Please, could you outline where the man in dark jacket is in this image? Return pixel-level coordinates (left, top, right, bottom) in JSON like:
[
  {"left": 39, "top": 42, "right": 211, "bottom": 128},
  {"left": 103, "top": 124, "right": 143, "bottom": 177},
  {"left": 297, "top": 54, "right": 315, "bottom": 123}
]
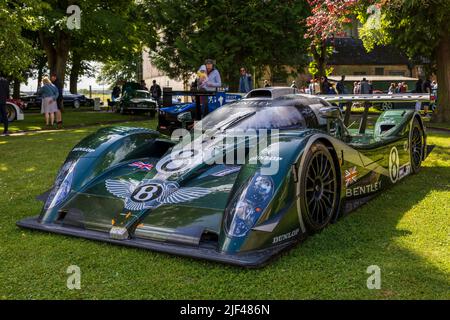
[
  {"left": 336, "top": 75, "right": 346, "bottom": 94},
  {"left": 239, "top": 67, "right": 253, "bottom": 93},
  {"left": 0, "top": 74, "right": 10, "bottom": 135},
  {"left": 415, "top": 78, "right": 423, "bottom": 93},
  {"left": 50, "top": 74, "right": 64, "bottom": 128},
  {"left": 140, "top": 80, "right": 149, "bottom": 91},
  {"left": 360, "top": 77, "right": 371, "bottom": 94},
  {"left": 422, "top": 78, "right": 432, "bottom": 116},
  {"left": 150, "top": 80, "right": 162, "bottom": 102}
]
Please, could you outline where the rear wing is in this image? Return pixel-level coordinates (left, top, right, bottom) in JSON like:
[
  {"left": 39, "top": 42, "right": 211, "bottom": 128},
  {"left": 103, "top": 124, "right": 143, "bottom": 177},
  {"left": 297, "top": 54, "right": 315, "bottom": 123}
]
[
  {"left": 317, "top": 93, "right": 430, "bottom": 103},
  {"left": 316, "top": 94, "right": 430, "bottom": 135}
]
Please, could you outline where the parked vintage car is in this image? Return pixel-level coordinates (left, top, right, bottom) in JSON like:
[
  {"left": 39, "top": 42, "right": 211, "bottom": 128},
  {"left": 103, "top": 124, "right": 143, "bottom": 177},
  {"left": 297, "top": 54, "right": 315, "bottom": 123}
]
[
  {"left": 22, "top": 91, "right": 93, "bottom": 109},
  {"left": 5, "top": 99, "right": 25, "bottom": 122},
  {"left": 18, "top": 88, "right": 433, "bottom": 267},
  {"left": 117, "top": 89, "right": 158, "bottom": 117}
]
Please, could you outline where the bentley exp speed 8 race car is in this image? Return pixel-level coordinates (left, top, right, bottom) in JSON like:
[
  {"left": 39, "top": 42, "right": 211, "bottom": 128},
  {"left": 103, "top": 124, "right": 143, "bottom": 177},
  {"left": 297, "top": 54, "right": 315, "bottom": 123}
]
[{"left": 17, "top": 88, "right": 433, "bottom": 267}]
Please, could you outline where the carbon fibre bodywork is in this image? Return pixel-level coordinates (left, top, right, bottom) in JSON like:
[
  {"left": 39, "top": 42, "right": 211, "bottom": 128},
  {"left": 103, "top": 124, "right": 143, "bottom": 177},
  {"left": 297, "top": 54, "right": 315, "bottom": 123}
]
[{"left": 17, "top": 90, "right": 431, "bottom": 267}]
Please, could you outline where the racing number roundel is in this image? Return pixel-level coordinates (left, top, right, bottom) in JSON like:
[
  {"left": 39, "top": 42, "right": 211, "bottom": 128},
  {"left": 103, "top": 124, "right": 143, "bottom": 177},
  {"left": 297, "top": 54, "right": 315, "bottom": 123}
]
[
  {"left": 389, "top": 147, "right": 400, "bottom": 183},
  {"left": 156, "top": 149, "right": 199, "bottom": 174},
  {"left": 131, "top": 184, "right": 163, "bottom": 203}
]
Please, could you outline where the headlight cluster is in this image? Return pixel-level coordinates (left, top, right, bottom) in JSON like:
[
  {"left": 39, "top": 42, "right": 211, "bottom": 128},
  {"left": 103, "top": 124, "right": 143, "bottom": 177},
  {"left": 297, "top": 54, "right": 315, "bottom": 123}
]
[
  {"left": 225, "top": 175, "right": 274, "bottom": 238},
  {"left": 44, "top": 160, "right": 76, "bottom": 210}
]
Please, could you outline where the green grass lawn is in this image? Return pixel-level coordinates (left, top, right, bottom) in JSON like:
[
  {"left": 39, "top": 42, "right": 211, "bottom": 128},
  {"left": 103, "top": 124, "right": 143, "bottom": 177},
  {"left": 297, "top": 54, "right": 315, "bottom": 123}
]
[
  {"left": 9, "top": 109, "right": 149, "bottom": 133},
  {"left": 0, "top": 120, "right": 448, "bottom": 299}
]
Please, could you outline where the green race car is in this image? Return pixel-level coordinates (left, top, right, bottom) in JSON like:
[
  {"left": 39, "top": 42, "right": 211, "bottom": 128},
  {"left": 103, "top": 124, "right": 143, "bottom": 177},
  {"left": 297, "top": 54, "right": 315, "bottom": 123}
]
[{"left": 17, "top": 88, "right": 433, "bottom": 267}]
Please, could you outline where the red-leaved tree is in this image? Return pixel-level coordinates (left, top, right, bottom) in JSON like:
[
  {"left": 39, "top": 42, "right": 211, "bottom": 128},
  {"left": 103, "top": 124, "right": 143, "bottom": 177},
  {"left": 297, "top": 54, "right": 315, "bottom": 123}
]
[{"left": 305, "top": 0, "right": 358, "bottom": 83}]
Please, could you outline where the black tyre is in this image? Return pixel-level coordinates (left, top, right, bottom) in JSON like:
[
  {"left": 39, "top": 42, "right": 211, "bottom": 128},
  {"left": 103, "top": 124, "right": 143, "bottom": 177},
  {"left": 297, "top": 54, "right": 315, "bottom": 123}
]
[
  {"left": 6, "top": 103, "right": 17, "bottom": 122},
  {"left": 73, "top": 100, "right": 80, "bottom": 109},
  {"left": 410, "top": 118, "right": 424, "bottom": 173},
  {"left": 299, "top": 142, "right": 339, "bottom": 232}
]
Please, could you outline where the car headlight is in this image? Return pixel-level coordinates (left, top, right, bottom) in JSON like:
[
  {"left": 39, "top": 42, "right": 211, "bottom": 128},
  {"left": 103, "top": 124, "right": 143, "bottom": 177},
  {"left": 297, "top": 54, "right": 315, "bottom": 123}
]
[
  {"left": 44, "top": 161, "right": 76, "bottom": 210},
  {"left": 225, "top": 175, "right": 274, "bottom": 238}
]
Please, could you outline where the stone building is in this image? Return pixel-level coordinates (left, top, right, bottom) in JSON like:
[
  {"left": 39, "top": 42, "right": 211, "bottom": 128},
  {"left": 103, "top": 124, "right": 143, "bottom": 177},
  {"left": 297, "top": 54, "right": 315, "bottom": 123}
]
[
  {"left": 141, "top": 49, "right": 184, "bottom": 90},
  {"left": 328, "top": 37, "right": 419, "bottom": 78}
]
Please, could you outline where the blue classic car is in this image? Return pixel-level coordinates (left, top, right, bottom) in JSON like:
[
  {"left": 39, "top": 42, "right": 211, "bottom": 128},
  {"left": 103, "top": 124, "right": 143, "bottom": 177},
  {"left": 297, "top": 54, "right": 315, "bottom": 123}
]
[{"left": 157, "top": 91, "right": 243, "bottom": 135}]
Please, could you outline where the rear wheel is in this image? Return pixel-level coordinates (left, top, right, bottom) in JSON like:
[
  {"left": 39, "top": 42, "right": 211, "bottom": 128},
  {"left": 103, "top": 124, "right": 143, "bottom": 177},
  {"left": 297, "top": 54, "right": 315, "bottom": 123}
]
[
  {"left": 299, "top": 142, "right": 339, "bottom": 232},
  {"left": 6, "top": 104, "right": 17, "bottom": 122},
  {"left": 410, "top": 119, "right": 424, "bottom": 173}
]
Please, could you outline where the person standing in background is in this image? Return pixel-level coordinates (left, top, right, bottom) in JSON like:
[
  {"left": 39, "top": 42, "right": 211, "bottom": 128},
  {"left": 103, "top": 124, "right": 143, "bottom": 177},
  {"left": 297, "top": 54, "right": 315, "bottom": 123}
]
[
  {"left": 150, "top": 80, "right": 162, "bottom": 104},
  {"left": 360, "top": 78, "right": 370, "bottom": 94},
  {"left": 308, "top": 79, "right": 315, "bottom": 94},
  {"left": 422, "top": 77, "right": 432, "bottom": 116},
  {"left": 313, "top": 79, "right": 320, "bottom": 94},
  {"left": 112, "top": 84, "right": 121, "bottom": 102},
  {"left": 400, "top": 82, "right": 407, "bottom": 93},
  {"left": 415, "top": 78, "right": 423, "bottom": 93},
  {"left": 39, "top": 77, "right": 59, "bottom": 128},
  {"left": 238, "top": 67, "right": 253, "bottom": 93},
  {"left": 50, "top": 74, "right": 63, "bottom": 129},
  {"left": 353, "top": 81, "right": 359, "bottom": 94},
  {"left": 0, "top": 74, "right": 10, "bottom": 136},
  {"left": 336, "top": 75, "right": 346, "bottom": 94},
  {"left": 202, "top": 59, "right": 222, "bottom": 92},
  {"left": 140, "top": 80, "right": 148, "bottom": 91},
  {"left": 368, "top": 80, "right": 374, "bottom": 94},
  {"left": 321, "top": 76, "right": 331, "bottom": 94},
  {"left": 388, "top": 83, "right": 396, "bottom": 94},
  {"left": 264, "top": 80, "right": 271, "bottom": 87}
]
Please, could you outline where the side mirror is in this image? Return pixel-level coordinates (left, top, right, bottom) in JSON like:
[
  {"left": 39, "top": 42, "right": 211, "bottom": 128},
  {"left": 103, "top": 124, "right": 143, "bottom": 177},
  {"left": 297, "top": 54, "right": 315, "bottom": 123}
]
[
  {"left": 319, "top": 107, "right": 342, "bottom": 119},
  {"left": 177, "top": 112, "right": 192, "bottom": 129}
]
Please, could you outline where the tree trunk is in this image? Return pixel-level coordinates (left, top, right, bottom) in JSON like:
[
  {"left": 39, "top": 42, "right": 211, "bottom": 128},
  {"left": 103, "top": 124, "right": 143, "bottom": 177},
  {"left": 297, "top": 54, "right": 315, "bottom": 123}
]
[
  {"left": 310, "top": 41, "right": 327, "bottom": 92},
  {"left": 13, "top": 79, "right": 20, "bottom": 99},
  {"left": 39, "top": 30, "right": 70, "bottom": 91},
  {"left": 37, "top": 65, "right": 43, "bottom": 91},
  {"left": 36, "top": 56, "right": 46, "bottom": 91},
  {"left": 69, "top": 52, "right": 82, "bottom": 93},
  {"left": 432, "top": 36, "right": 450, "bottom": 123}
]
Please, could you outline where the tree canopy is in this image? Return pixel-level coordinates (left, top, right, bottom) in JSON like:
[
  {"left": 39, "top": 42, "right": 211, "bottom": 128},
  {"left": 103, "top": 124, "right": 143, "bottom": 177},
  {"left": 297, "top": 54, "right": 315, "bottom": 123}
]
[
  {"left": 0, "top": 1, "right": 41, "bottom": 79},
  {"left": 144, "top": 0, "right": 310, "bottom": 89},
  {"left": 356, "top": 0, "right": 450, "bottom": 122}
]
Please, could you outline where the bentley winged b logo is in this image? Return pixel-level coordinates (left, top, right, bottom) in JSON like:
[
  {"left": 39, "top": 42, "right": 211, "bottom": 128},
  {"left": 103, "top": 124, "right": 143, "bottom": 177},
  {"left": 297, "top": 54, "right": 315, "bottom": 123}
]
[{"left": 105, "top": 179, "right": 230, "bottom": 211}]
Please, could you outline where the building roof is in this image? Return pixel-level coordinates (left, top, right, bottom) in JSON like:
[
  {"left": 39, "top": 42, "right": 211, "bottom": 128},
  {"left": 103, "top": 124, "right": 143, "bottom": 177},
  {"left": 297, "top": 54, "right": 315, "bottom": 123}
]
[
  {"left": 328, "top": 38, "right": 411, "bottom": 66},
  {"left": 328, "top": 75, "right": 417, "bottom": 82}
]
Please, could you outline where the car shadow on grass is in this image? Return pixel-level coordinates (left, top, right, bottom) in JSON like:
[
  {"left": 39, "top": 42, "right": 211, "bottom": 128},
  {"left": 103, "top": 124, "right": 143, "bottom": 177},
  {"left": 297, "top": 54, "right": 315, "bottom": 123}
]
[{"left": 256, "top": 164, "right": 450, "bottom": 299}]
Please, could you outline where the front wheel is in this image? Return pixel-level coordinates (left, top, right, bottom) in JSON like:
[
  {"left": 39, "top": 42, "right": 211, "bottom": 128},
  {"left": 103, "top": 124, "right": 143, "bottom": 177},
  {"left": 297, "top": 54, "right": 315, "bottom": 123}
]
[
  {"left": 73, "top": 100, "right": 80, "bottom": 109},
  {"left": 299, "top": 142, "right": 339, "bottom": 232},
  {"left": 410, "top": 118, "right": 424, "bottom": 173}
]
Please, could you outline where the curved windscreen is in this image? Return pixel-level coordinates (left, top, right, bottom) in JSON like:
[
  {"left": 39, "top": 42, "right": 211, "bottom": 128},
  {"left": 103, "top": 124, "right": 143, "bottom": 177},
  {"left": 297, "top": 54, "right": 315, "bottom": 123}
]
[
  {"left": 197, "top": 100, "right": 318, "bottom": 131},
  {"left": 131, "top": 91, "right": 150, "bottom": 99}
]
